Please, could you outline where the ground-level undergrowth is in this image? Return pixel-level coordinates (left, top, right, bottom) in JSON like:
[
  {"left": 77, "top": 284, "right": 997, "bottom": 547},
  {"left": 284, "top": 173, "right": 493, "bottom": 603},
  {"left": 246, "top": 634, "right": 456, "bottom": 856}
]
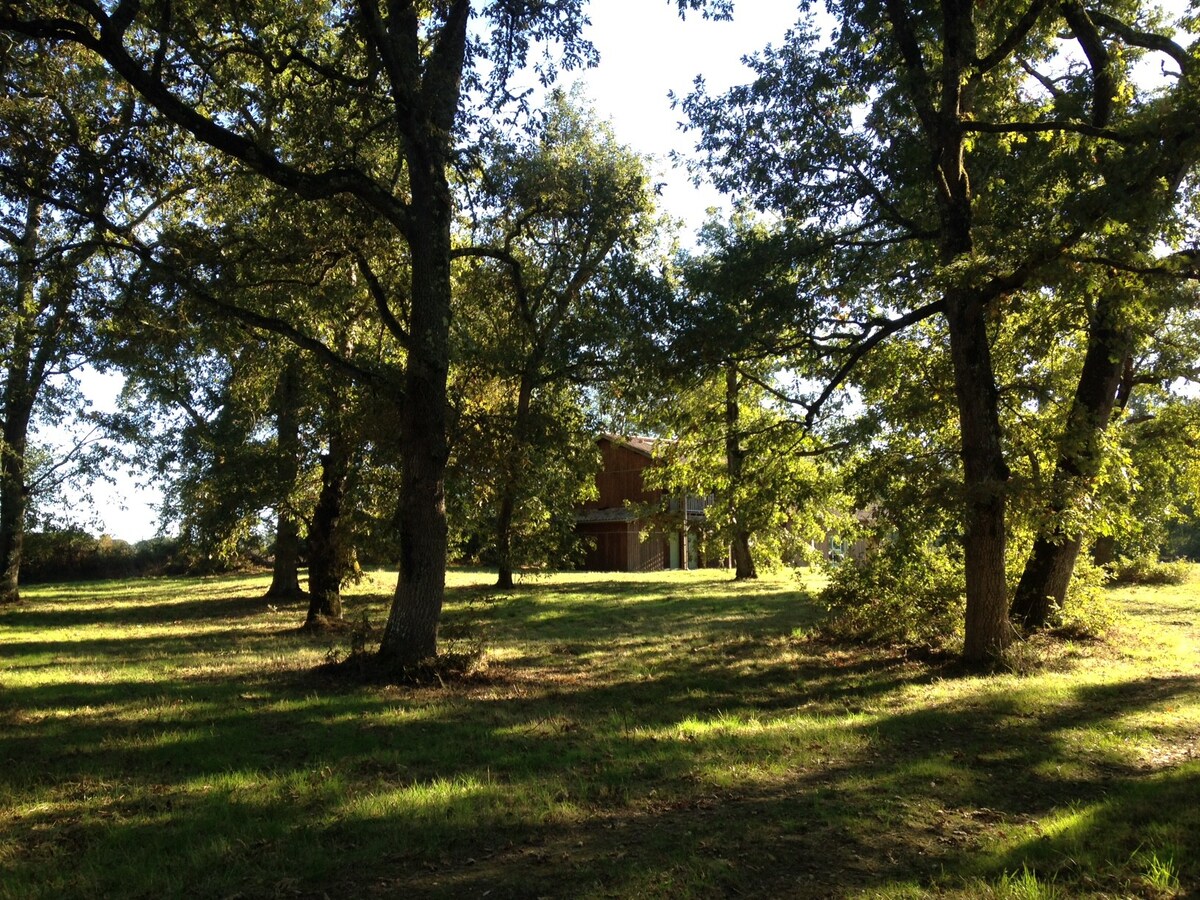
[{"left": 2, "top": 567, "right": 1197, "bottom": 898}]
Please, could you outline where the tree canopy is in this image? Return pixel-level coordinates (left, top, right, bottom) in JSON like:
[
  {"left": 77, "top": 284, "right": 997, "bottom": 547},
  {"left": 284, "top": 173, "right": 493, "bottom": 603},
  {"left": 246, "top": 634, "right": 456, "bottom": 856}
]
[{"left": 0, "top": 0, "right": 1197, "bottom": 669}]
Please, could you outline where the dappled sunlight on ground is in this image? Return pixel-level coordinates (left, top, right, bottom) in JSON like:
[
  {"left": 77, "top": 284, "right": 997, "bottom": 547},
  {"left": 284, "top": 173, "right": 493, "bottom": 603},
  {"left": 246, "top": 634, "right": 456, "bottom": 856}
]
[{"left": 1, "top": 566, "right": 1197, "bottom": 897}]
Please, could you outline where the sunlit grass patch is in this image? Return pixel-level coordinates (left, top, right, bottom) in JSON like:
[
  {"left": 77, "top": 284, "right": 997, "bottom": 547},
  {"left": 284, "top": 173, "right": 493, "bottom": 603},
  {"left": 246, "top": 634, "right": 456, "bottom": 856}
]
[{"left": 2, "top": 565, "right": 1198, "bottom": 897}]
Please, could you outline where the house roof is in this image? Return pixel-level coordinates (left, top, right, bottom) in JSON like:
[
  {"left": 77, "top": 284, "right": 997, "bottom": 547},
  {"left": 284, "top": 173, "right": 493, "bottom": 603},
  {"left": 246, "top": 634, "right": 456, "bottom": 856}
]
[{"left": 599, "top": 433, "right": 658, "bottom": 458}]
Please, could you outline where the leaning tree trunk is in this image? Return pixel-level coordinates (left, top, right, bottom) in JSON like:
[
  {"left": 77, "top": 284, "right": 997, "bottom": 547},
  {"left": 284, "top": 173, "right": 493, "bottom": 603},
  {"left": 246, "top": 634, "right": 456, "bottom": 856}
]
[
  {"left": 304, "top": 411, "right": 353, "bottom": 628},
  {"left": 724, "top": 364, "right": 757, "bottom": 580},
  {"left": 1011, "top": 289, "right": 1131, "bottom": 629},
  {"left": 266, "top": 354, "right": 305, "bottom": 601}
]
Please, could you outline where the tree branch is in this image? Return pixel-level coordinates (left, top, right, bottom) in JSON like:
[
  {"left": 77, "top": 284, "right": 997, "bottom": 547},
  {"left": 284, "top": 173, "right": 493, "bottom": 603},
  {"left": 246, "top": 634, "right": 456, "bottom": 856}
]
[
  {"left": 1059, "top": 0, "right": 1114, "bottom": 127},
  {"left": 0, "top": 4, "right": 413, "bottom": 232},
  {"left": 961, "top": 119, "right": 1136, "bottom": 143},
  {"left": 803, "top": 299, "right": 946, "bottom": 427},
  {"left": 881, "top": 0, "right": 938, "bottom": 137},
  {"left": 975, "top": 0, "right": 1053, "bottom": 75},
  {"left": 451, "top": 245, "right": 533, "bottom": 323},
  {"left": 1088, "top": 8, "right": 1191, "bottom": 79},
  {"left": 351, "top": 248, "right": 412, "bottom": 347}
]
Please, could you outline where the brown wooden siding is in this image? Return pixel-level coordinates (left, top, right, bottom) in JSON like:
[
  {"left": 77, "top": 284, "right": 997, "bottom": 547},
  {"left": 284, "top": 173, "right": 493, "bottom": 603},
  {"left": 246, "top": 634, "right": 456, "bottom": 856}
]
[
  {"left": 580, "top": 439, "right": 662, "bottom": 511},
  {"left": 577, "top": 520, "right": 669, "bottom": 572}
]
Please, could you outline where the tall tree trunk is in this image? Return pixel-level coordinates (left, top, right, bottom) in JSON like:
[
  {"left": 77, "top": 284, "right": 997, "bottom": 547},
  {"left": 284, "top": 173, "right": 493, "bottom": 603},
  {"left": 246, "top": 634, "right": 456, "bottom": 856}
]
[
  {"left": 1011, "top": 289, "right": 1131, "bottom": 629},
  {"left": 889, "top": 0, "right": 1013, "bottom": 662},
  {"left": 266, "top": 354, "right": 305, "bottom": 600},
  {"left": 724, "top": 364, "right": 757, "bottom": 580},
  {"left": 305, "top": 404, "right": 352, "bottom": 628},
  {"left": 0, "top": 200, "right": 41, "bottom": 606},
  {"left": 495, "top": 369, "right": 535, "bottom": 589},
  {"left": 946, "top": 288, "right": 1013, "bottom": 662},
  {"left": 377, "top": 184, "right": 453, "bottom": 669},
  {"left": 0, "top": 409, "right": 31, "bottom": 605},
  {"left": 372, "top": 1, "right": 468, "bottom": 672}
]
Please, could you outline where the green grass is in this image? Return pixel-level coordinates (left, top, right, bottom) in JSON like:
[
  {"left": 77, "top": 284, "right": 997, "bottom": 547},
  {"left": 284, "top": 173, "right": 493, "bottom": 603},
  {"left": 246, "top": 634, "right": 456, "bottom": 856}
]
[{"left": 2, "top": 566, "right": 1198, "bottom": 898}]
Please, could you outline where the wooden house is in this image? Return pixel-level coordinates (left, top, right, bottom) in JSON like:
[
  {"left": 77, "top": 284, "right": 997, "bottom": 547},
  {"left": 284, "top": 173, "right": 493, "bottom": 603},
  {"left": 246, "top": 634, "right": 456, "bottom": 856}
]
[{"left": 575, "top": 434, "right": 707, "bottom": 572}]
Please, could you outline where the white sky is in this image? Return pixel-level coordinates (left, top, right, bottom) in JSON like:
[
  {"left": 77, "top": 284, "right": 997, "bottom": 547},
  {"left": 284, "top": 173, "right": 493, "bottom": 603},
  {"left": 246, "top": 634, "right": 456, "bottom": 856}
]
[
  {"left": 57, "top": 2, "right": 804, "bottom": 542},
  {"left": 580, "top": 2, "right": 803, "bottom": 224}
]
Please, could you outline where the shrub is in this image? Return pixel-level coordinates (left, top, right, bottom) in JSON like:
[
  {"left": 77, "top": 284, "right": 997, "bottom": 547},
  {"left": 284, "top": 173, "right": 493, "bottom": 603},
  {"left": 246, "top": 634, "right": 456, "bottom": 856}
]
[
  {"left": 818, "top": 541, "right": 965, "bottom": 648},
  {"left": 1054, "top": 554, "right": 1122, "bottom": 638},
  {"left": 1108, "top": 555, "right": 1193, "bottom": 587}
]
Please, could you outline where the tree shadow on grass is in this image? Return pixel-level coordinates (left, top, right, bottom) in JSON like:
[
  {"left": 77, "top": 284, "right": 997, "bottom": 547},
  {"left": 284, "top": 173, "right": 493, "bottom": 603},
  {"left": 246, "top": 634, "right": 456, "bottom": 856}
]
[
  {"left": 334, "top": 672, "right": 1200, "bottom": 899},
  {"left": 2, "top": 592, "right": 304, "bottom": 631},
  {"left": 5, "top": 664, "right": 1198, "bottom": 898},
  {"left": 440, "top": 582, "right": 823, "bottom": 653},
  {"left": 4, "top": 572, "right": 1198, "bottom": 898}
]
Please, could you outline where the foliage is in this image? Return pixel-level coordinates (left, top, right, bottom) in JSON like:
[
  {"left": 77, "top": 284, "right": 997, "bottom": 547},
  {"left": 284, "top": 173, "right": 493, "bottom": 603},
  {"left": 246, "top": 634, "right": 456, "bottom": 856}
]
[
  {"left": 0, "top": 36, "right": 161, "bottom": 600},
  {"left": 448, "top": 89, "right": 662, "bottom": 580},
  {"left": 625, "top": 211, "right": 849, "bottom": 577},
  {"left": 643, "top": 368, "right": 846, "bottom": 572},
  {"left": 21, "top": 529, "right": 182, "bottom": 582},
  {"left": 1167, "top": 513, "right": 1200, "bottom": 561},
  {"left": 679, "top": 0, "right": 1200, "bottom": 658},
  {"left": 0, "top": 0, "right": 649, "bottom": 664},
  {"left": 1110, "top": 554, "right": 1195, "bottom": 587},
  {"left": 1097, "top": 394, "right": 1200, "bottom": 560},
  {"left": 1054, "top": 554, "right": 1123, "bottom": 638},
  {"left": 819, "top": 540, "right": 966, "bottom": 649}
]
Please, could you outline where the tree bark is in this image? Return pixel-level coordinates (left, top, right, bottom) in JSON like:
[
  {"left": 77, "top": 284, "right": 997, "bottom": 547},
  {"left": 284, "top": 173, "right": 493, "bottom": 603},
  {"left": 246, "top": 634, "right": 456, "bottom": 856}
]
[
  {"left": 305, "top": 403, "right": 352, "bottom": 628},
  {"left": 377, "top": 173, "right": 455, "bottom": 668},
  {"left": 265, "top": 354, "right": 305, "bottom": 601},
  {"left": 946, "top": 287, "right": 1013, "bottom": 662},
  {"left": 724, "top": 364, "right": 758, "bottom": 580},
  {"left": 495, "top": 368, "right": 535, "bottom": 589},
  {"left": 370, "top": 0, "right": 468, "bottom": 672},
  {"left": 0, "top": 407, "right": 31, "bottom": 605},
  {"left": 1011, "top": 288, "right": 1130, "bottom": 629},
  {"left": 0, "top": 199, "right": 42, "bottom": 606}
]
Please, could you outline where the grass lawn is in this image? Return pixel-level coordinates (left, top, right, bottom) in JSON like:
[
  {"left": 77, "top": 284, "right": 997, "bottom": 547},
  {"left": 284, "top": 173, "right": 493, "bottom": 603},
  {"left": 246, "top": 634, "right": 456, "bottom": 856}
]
[{"left": 2, "top": 566, "right": 1198, "bottom": 898}]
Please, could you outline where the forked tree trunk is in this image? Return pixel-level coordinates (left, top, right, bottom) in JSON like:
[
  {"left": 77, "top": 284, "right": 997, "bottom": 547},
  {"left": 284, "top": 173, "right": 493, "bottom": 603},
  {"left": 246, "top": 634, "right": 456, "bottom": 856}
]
[
  {"left": 371, "top": 2, "right": 469, "bottom": 672},
  {"left": 1011, "top": 289, "right": 1131, "bottom": 629},
  {"left": 924, "top": 11, "right": 1014, "bottom": 660},
  {"left": 266, "top": 355, "right": 305, "bottom": 601}
]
